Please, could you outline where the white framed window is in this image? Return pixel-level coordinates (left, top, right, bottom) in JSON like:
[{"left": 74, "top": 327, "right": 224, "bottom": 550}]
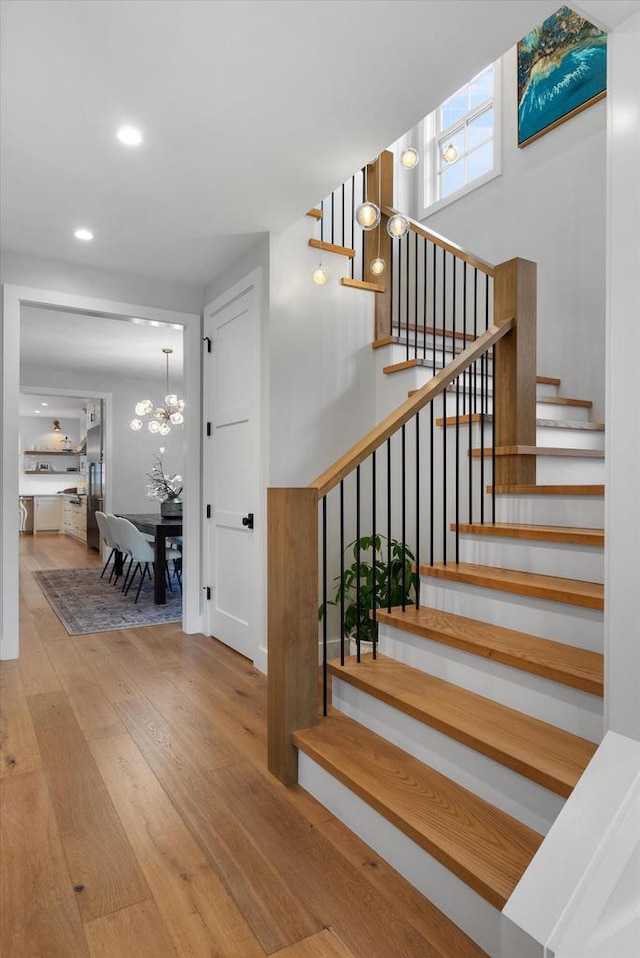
[{"left": 419, "top": 61, "right": 501, "bottom": 217}]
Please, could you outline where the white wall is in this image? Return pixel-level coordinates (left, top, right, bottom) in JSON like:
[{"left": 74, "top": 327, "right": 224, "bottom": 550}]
[
  {"left": 409, "top": 45, "right": 607, "bottom": 421},
  {"left": 1, "top": 250, "right": 203, "bottom": 314},
  {"left": 605, "top": 9, "right": 640, "bottom": 741},
  {"left": 269, "top": 217, "right": 377, "bottom": 487},
  {"left": 22, "top": 365, "right": 184, "bottom": 515}
]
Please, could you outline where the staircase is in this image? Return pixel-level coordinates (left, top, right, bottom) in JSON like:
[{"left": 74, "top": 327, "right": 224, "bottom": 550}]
[{"left": 291, "top": 356, "right": 604, "bottom": 954}]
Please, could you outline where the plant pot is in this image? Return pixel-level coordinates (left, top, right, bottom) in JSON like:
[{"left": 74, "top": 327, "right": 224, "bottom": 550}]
[
  {"left": 348, "top": 637, "right": 376, "bottom": 658},
  {"left": 160, "top": 498, "right": 182, "bottom": 518}
]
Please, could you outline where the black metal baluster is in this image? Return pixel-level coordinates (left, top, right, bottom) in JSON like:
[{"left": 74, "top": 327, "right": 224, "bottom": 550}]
[
  {"left": 356, "top": 465, "right": 361, "bottom": 662},
  {"left": 340, "top": 479, "right": 345, "bottom": 665},
  {"left": 442, "top": 249, "right": 447, "bottom": 372},
  {"left": 463, "top": 261, "right": 467, "bottom": 415},
  {"left": 415, "top": 412, "right": 420, "bottom": 608},
  {"left": 331, "top": 189, "right": 335, "bottom": 246},
  {"left": 473, "top": 268, "right": 478, "bottom": 414},
  {"left": 386, "top": 438, "right": 392, "bottom": 611},
  {"left": 341, "top": 182, "right": 345, "bottom": 251},
  {"left": 456, "top": 371, "right": 460, "bottom": 563},
  {"left": 430, "top": 403, "right": 434, "bottom": 565},
  {"left": 320, "top": 199, "right": 324, "bottom": 244},
  {"left": 468, "top": 364, "right": 473, "bottom": 524},
  {"left": 432, "top": 243, "right": 437, "bottom": 377},
  {"left": 492, "top": 348, "right": 496, "bottom": 524},
  {"left": 371, "top": 450, "right": 377, "bottom": 659},
  {"left": 413, "top": 231, "right": 418, "bottom": 360},
  {"left": 401, "top": 424, "right": 406, "bottom": 610},
  {"left": 480, "top": 355, "right": 485, "bottom": 525},
  {"left": 397, "top": 236, "right": 402, "bottom": 342},
  {"left": 443, "top": 377, "right": 447, "bottom": 566},
  {"left": 405, "top": 235, "right": 410, "bottom": 361},
  {"left": 351, "top": 176, "right": 355, "bottom": 279},
  {"left": 422, "top": 236, "right": 427, "bottom": 361},
  {"left": 322, "top": 495, "right": 328, "bottom": 715}
]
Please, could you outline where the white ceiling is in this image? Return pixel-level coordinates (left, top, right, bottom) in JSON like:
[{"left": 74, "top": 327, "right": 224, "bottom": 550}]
[
  {"left": 20, "top": 306, "right": 184, "bottom": 380},
  {"left": 19, "top": 393, "right": 87, "bottom": 421},
  {"left": 2, "top": 0, "right": 567, "bottom": 288},
  {"left": 2, "top": 1, "right": 635, "bottom": 290}
]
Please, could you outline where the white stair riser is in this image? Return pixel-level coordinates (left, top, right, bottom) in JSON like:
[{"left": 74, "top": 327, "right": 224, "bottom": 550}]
[
  {"left": 535, "top": 381, "right": 561, "bottom": 397},
  {"left": 385, "top": 343, "right": 456, "bottom": 367},
  {"left": 535, "top": 401, "right": 591, "bottom": 423},
  {"left": 535, "top": 457, "right": 604, "bottom": 484},
  {"left": 536, "top": 425, "right": 603, "bottom": 451},
  {"left": 420, "top": 577, "right": 604, "bottom": 651},
  {"left": 332, "top": 679, "right": 563, "bottom": 834},
  {"left": 378, "top": 625, "right": 603, "bottom": 741},
  {"left": 494, "top": 495, "right": 604, "bottom": 528},
  {"left": 457, "top": 535, "right": 604, "bottom": 583},
  {"left": 445, "top": 421, "right": 604, "bottom": 451},
  {"left": 299, "top": 753, "right": 508, "bottom": 958}
]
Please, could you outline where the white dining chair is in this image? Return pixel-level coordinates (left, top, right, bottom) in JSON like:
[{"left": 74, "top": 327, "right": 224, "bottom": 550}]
[
  {"left": 114, "top": 516, "right": 181, "bottom": 603},
  {"left": 95, "top": 511, "right": 119, "bottom": 582}
]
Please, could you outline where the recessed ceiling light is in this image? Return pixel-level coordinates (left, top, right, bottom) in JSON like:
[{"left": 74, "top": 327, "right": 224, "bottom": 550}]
[
  {"left": 34, "top": 409, "right": 41, "bottom": 414},
  {"left": 117, "top": 125, "right": 143, "bottom": 146},
  {"left": 74, "top": 228, "right": 94, "bottom": 241},
  {"left": 40, "top": 402, "right": 48, "bottom": 406}
]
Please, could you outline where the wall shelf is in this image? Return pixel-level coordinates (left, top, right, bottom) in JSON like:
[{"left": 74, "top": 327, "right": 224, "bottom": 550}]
[
  {"left": 24, "top": 450, "right": 80, "bottom": 456},
  {"left": 24, "top": 470, "right": 81, "bottom": 475}
]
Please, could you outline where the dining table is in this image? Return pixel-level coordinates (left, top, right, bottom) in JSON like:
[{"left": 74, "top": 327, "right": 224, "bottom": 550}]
[{"left": 117, "top": 513, "right": 182, "bottom": 605}]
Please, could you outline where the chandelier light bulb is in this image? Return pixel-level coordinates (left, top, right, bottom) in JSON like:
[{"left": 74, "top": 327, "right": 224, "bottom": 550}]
[
  {"left": 400, "top": 147, "right": 420, "bottom": 170},
  {"left": 130, "top": 418, "right": 143, "bottom": 431},
  {"left": 369, "top": 257, "right": 387, "bottom": 276},
  {"left": 387, "top": 213, "right": 410, "bottom": 239},
  {"left": 165, "top": 393, "right": 178, "bottom": 407},
  {"left": 117, "top": 125, "right": 143, "bottom": 147},
  {"left": 170, "top": 411, "right": 184, "bottom": 425},
  {"left": 442, "top": 143, "right": 459, "bottom": 164},
  {"left": 355, "top": 201, "right": 381, "bottom": 230},
  {"left": 176, "top": 400, "right": 186, "bottom": 412},
  {"left": 148, "top": 421, "right": 161, "bottom": 434},
  {"left": 135, "top": 399, "right": 154, "bottom": 416},
  {"left": 159, "top": 422, "right": 171, "bottom": 436},
  {"left": 312, "top": 264, "right": 330, "bottom": 286}
]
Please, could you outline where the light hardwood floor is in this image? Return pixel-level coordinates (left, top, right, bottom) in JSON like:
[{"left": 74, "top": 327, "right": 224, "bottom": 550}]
[{"left": 1, "top": 534, "right": 486, "bottom": 958}]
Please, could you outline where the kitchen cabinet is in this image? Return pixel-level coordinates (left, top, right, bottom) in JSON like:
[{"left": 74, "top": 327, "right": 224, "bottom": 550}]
[
  {"left": 62, "top": 496, "right": 87, "bottom": 542},
  {"left": 34, "top": 496, "right": 62, "bottom": 533}
]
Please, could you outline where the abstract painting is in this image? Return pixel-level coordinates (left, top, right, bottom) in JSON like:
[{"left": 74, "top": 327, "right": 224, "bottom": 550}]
[{"left": 518, "top": 6, "right": 607, "bottom": 148}]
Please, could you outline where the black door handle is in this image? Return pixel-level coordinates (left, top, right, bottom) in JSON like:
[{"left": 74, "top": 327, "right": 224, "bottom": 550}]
[{"left": 242, "top": 513, "right": 254, "bottom": 529}]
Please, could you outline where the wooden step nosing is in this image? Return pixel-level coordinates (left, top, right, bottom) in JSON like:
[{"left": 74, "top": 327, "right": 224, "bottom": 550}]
[
  {"left": 329, "top": 661, "right": 586, "bottom": 797},
  {"left": 420, "top": 563, "right": 604, "bottom": 611},
  {"left": 341, "top": 277, "right": 386, "bottom": 293},
  {"left": 470, "top": 446, "right": 604, "bottom": 459},
  {"left": 376, "top": 608, "right": 604, "bottom": 696},
  {"left": 306, "top": 208, "right": 323, "bottom": 219},
  {"left": 489, "top": 484, "right": 605, "bottom": 496},
  {"left": 452, "top": 522, "right": 604, "bottom": 547},
  {"left": 536, "top": 396, "right": 592, "bottom": 408}
]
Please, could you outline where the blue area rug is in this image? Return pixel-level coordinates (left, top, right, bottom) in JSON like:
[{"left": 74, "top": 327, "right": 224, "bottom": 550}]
[{"left": 33, "top": 566, "right": 181, "bottom": 635}]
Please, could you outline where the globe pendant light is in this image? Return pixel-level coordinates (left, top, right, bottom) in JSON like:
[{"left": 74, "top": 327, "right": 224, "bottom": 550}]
[
  {"left": 400, "top": 146, "right": 420, "bottom": 170},
  {"left": 355, "top": 159, "right": 380, "bottom": 231},
  {"left": 130, "top": 348, "right": 185, "bottom": 434},
  {"left": 370, "top": 257, "right": 386, "bottom": 277},
  {"left": 442, "top": 143, "right": 459, "bottom": 164},
  {"left": 387, "top": 212, "right": 410, "bottom": 239},
  {"left": 311, "top": 263, "right": 330, "bottom": 285}
]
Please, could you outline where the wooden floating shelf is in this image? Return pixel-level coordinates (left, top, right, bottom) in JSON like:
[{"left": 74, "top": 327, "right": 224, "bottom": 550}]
[
  {"left": 24, "top": 450, "right": 80, "bottom": 456},
  {"left": 24, "top": 471, "right": 81, "bottom": 475}
]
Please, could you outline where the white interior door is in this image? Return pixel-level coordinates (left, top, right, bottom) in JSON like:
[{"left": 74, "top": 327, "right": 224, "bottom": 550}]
[{"left": 203, "top": 274, "right": 261, "bottom": 662}]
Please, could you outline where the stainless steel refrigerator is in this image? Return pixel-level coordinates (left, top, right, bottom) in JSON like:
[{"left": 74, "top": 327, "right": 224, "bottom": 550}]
[{"left": 86, "top": 418, "right": 104, "bottom": 551}]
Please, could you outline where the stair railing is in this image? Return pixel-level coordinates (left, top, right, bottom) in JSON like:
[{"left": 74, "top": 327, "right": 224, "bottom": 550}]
[{"left": 267, "top": 256, "right": 536, "bottom": 786}]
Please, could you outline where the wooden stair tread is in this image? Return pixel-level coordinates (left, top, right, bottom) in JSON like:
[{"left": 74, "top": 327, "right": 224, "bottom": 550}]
[
  {"left": 308, "top": 238, "right": 355, "bottom": 259},
  {"left": 328, "top": 655, "right": 597, "bottom": 797},
  {"left": 421, "top": 561, "right": 604, "bottom": 610},
  {"left": 383, "top": 357, "right": 449, "bottom": 375},
  {"left": 489, "top": 484, "right": 604, "bottom": 496},
  {"left": 341, "top": 277, "right": 386, "bottom": 293},
  {"left": 306, "top": 208, "right": 323, "bottom": 219},
  {"left": 536, "top": 395, "right": 592, "bottom": 408},
  {"left": 536, "top": 376, "right": 561, "bottom": 386},
  {"left": 453, "top": 522, "right": 604, "bottom": 547},
  {"left": 391, "top": 323, "right": 477, "bottom": 343},
  {"left": 470, "top": 445, "right": 604, "bottom": 459},
  {"left": 293, "top": 710, "right": 543, "bottom": 908},
  {"left": 376, "top": 605, "right": 603, "bottom": 695},
  {"left": 436, "top": 413, "right": 604, "bottom": 431}
]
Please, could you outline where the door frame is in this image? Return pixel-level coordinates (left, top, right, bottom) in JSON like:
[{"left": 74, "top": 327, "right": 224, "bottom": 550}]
[
  {"left": 203, "top": 267, "right": 267, "bottom": 672},
  {"left": 1, "top": 283, "right": 203, "bottom": 660}
]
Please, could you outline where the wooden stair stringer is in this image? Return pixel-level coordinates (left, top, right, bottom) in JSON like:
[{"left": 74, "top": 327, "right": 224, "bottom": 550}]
[{"left": 293, "top": 710, "right": 543, "bottom": 910}]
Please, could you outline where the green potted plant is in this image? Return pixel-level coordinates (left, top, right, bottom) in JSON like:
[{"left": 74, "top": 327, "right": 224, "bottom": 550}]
[{"left": 319, "top": 534, "right": 418, "bottom": 655}]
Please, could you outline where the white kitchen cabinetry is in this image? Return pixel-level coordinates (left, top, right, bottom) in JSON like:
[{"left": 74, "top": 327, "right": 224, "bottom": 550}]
[
  {"left": 34, "top": 496, "right": 62, "bottom": 533},
  {"left": 62, "top": 496, "right": 87, "bottom": 542}
]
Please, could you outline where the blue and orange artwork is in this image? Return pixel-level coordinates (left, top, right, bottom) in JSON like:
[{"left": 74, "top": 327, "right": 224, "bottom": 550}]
[{"left": 518, "top": 6, "right": 607, "bottom": 147}]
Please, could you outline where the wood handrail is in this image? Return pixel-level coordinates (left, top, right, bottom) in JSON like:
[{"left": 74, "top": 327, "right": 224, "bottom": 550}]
[
  {"left": 309, "top": 319, "right": 514, "bottom": 499},
  {"left": 381, "top": 204, "right": 494, "bottom": 277}
]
